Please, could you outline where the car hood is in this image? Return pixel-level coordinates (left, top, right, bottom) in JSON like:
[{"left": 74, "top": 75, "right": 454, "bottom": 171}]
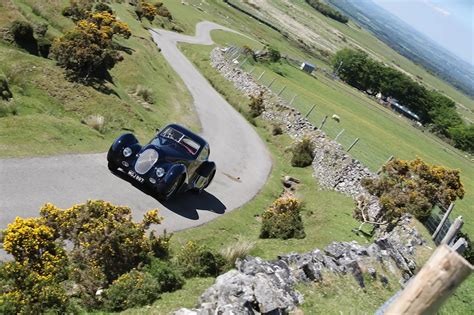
[{"left": 139, "top": 144, "right": 190, "bottom": 164}]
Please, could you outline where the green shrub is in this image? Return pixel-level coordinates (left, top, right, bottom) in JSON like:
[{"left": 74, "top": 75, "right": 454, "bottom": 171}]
[
  {"left": 136, "top": 85, "right": 155, "bottom": 104},
  {"left": 103, "top": 269, "right": 160, "bottom": 311},
  {"left": 272, "top": 123, "right": 283, "bottom": 135},
  {"left": 174, "top": 241, "right": 226, "bottom": 278},
  {"left": 62, "top": 0, "right": 92, "bottom": 22},
  {"left": 156, "top": 3, "right": 173, "bottom": 20},
  {"left": 37, "top": 37, "right": 52, "bottom": 58},
  {"left": 9, "top": 20, "right": 38, "bottom": 55},
  {"left": 260, "top": 195, "right": 306, "bottom": 239},
  {"left": 0, "top": 75, "right": 13, "bottom": 100},
  {"left": 291, "top": 137, "right": 315, "bottom": 167},
  {"left": 359, "top": 158, "right": 464, "bottom": 223},
  {"left": 148, "top": 230, "right": 172, "bottom": 259},
  {"left": 143, "top": 258, "right": 185, "bottom": 292},
  {"left": 0, "top": 100, "right": 18, "bottom": 117},
  {"left": 268, "top": 47, "right": 281, "bottom": 62},
  {"left": 455, "top": 232, "right": 473, "bottom": 264},
  {"left": 95, "top": 2, "right": 113, "bottom": 13},
  {"left": 33, "top": 23, "right": 48, "bottom": 38},
  {"left": 249, "top": 92, "right": 265, "bottom": 117},
  {"left": 449, "top": 124, "right": 474, "bottom": 154}
]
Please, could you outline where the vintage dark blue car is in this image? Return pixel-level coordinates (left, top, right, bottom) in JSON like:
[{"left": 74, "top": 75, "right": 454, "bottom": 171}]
[{"left": 107, "top": 124, "right": 216, "bottom": 200}]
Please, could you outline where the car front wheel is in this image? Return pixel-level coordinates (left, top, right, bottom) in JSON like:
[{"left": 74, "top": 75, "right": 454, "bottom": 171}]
[{"left": 161, "top": 174, "right": 184, "bottom": 201}]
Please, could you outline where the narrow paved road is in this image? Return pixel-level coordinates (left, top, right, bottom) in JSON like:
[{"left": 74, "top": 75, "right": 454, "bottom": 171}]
[{"left": 0, "top": 22, "right": 271, "bottom": 236}]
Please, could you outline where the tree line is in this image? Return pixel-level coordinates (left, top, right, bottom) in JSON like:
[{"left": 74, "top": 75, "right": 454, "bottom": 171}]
[
  {"left": 305, "top": 0, "right": 349, "bottom": 24},
  {"left": 332, "top": 48, "right": 473, "bottom": 153}
]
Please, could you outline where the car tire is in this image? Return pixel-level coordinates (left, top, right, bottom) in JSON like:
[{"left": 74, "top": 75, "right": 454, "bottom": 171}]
[
  {"left": 203, "top": 169, "right": 216, "bottom": 190},
  {"left": 108, "top": 161, "right": 118, "bottom": 172},
  {"left": 162, "top": 174, "right": 185, "bottom": 201},
  {"left": 193, "top": 169, "right": 216, "bottom": 194}
]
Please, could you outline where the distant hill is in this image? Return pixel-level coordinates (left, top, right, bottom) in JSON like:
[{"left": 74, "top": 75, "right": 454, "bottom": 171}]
[{"left": 326, "top": 0, "right": 474, "bottom": 99}]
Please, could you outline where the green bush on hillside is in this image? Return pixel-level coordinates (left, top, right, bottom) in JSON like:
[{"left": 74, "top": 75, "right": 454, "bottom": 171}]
[
  {"left": 291, "top": 137, "right": 315, "bottom": 167},
  {"left": 260, "top": 195, "right": 306, "bottom": 239},
  {"left": 174, "top": 241, "right": 226, "bottom": 278},
  {"left": 0, "top": 75, "right": 13, "bottom": 101},
  {"left": 52, "top": 12, "right": 131, "bottom": 81},
  {"left": 9, "top": 20, "right": 38, "bottom": 55},
  {"left": 358, "top": 157, "right": 464, "bottom": 223},
  {"left": 103, "top": 269, "right": 161, "bottom": 311},
  {"left": 62, "top": 0, "right": 92, "bottom": 22},
  {"left": 95, "top": 2, "right": 112, "bottom": 13},
  {"left": 144, "top": 258, "right": 185, "bottom": 292},
  {"left": 249, "top": 92, "right": 265, "bottom": 117},
  {"left": 449, "top": 125, "right": 474, "bottom": 154},
  {"left": 268, "top": 46, "right": 281, "bottom": 62}
]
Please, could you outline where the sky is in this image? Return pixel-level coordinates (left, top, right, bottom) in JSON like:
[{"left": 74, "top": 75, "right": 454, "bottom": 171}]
[{"left": 371, "top": 0, "right": 474, "bottom": 65}]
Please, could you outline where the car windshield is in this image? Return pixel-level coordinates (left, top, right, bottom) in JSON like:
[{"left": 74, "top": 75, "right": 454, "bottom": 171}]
[{"left": 158, "top": 127, "right": 201, "bottom": 155}]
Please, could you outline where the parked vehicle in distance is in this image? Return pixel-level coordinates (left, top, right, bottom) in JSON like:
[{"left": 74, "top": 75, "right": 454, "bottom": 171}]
[{"left": 107, "top": 123, "right": 216, "bottom": 200}]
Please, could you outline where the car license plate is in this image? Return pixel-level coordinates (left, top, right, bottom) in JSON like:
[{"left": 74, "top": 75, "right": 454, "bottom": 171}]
[{"left": 128, "top": 170, "right": 144, "bottom": 183}]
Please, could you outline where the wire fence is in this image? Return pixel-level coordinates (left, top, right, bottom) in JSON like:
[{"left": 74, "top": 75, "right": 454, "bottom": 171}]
[
  {"left": 222, "top": 46, "right": 466, "bottom": 243},
  {"left": 224, "top": 46, "right": 394, "bottom": 172}
]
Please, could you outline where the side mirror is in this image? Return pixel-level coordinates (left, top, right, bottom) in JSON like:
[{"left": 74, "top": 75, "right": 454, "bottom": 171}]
[{"left": 155, "top": 128, "right": 160, "bottom": 136}]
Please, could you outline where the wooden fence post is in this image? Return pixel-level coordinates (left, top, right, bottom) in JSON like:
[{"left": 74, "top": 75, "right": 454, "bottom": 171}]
[
  {"left": 289, "top": 94, "right": 297, "bottom": 106},
  {"left": 441, "top": 216, "right": 463, "bottom": 245},
  {"left": 383, "top": 245, "right": 473, "bottom": 315},
  {"left": 432, "top": 203, "right": 455, "bottom": 240},
  {"left": 319, "top": 115, "right": 328, "bottom": 129},
  {"left": 277, "top": 86, "right": 286, "bottom": 96},
  {"left": 257, "top": 71, "right": 266, "bottom": 81},
  {"left": 334, "top": 129, "right": 345, "bottom": 141},
  {"left": 452, "top": 238, "right": 468, "bottom": 254},
  {"left": 376, "top": 155, "right": 394, "bottom": 175},
  {"left": 268, "top": 78, "right": 277, "bottom": 88},
  {"left": 305, "top": 104, "right": 316, "bottom": 118},
  {"left": 347, "top": 137, "right": 360, "bottom": 152}
]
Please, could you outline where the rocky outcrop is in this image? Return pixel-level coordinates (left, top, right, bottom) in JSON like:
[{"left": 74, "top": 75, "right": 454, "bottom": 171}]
[
  {"left": 210, "top": 48, "right": 381, "bottom": 221},
  {"left": 175, "top": 215, "right": 425, "bottom": 314}
]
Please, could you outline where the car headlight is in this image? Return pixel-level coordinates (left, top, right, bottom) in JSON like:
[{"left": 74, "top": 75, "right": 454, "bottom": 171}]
[
  {"left": 156, "top": 167, "right": 165, "bottom": 178},
  {"left": 123, "top": 147, "right": 132, "bottom": 158}
]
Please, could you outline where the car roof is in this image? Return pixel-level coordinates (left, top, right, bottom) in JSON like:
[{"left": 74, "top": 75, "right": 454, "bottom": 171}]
[{"left": 162, "top": 124, "right": 208, "bottom": 147}]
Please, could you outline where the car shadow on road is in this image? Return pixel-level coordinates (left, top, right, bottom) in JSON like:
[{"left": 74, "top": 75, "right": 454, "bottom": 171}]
[
  {"left": 110, "top": 169, "right": 226, "bottom": 220},
  {"left": 161, "top": 191, "right": 227, "bottom": 220}
]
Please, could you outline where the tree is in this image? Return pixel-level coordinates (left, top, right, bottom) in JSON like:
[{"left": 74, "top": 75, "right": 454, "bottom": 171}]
[
  {"left": 136, "top": 1, "right": 158, "bottom": 21},
  {"left": 51, "top": 12, "right": 131, "bottom": 80},
  {"left": 449, "top": 124, "right": 474, "bottom": 154},
  {"left": 358, "top": 158, "right": 464, "bottom": 223},
  {"left": 62, "top": 0, "right": 92, "bottom": 22}
]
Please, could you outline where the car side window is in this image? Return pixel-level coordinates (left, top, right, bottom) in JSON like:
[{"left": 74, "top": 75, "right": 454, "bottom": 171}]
[{"left": 199, "top": 145, "right": 209, "bottom": 161}]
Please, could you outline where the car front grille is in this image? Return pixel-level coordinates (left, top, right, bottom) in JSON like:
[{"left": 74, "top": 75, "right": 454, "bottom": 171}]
[{"left": 135, "top": 149, "right": 158, "bottom": 175}]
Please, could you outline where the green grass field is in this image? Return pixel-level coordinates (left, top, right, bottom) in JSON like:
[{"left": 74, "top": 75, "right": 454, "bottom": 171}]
[
  {"left": 124, "top": 39, "right": 470, "bottom": 315},
  {"left": 234, "top": 0, "right": 474, "bottom": 123},
  {"left": 196, "top": 28, "right": 474, "bottom": 238},
  {"left": 0, "top": 1, "right": 197, "bottom": 157}
]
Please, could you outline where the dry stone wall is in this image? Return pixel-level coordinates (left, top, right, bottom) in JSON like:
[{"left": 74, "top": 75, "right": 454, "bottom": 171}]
[
  {"left": 211, "top": 48, "right": 381, "bottom": 220},
  {"left": 174, "top": 215, "right": 425, "bottom": 315}
]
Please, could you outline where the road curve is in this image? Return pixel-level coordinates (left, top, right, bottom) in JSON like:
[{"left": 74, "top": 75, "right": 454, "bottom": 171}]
[{"left": 0, "top": 22, "right": 272, "bottom": 237}]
